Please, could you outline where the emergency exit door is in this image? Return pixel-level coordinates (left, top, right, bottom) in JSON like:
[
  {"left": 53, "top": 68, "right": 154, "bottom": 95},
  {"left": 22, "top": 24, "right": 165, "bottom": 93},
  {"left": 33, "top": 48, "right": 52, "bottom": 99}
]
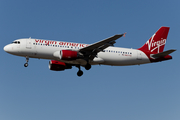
[{"left": 26, "top": 38, "right": 32, "bottom": 49}]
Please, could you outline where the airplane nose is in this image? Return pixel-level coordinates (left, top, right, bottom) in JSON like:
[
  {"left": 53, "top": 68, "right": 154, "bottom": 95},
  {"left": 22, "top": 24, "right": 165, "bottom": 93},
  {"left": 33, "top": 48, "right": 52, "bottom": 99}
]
[{"left": 3, "top": 45, "right": 10, "bottom": 52}]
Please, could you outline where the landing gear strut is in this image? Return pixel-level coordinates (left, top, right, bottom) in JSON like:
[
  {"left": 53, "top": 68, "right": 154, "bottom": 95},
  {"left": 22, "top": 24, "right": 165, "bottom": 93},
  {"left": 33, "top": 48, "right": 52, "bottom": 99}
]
[
  {"left": 76, "top": 65, "right": 83, "bottom": 77},
  {"left": 24, "top": 56, "right": 29, "bottom": 67}
]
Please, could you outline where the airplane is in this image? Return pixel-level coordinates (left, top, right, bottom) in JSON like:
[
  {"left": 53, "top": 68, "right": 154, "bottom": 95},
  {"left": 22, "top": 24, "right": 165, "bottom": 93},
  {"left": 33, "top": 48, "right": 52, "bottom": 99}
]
[{"left": 3, "top": 26, "right": 176, "bottom": 76}]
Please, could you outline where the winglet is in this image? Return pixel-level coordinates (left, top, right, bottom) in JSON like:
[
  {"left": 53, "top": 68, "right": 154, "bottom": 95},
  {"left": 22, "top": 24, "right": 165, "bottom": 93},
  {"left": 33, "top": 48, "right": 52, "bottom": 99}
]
[{"left": 123, "top": 33, "right": 127, "bottom": 37}]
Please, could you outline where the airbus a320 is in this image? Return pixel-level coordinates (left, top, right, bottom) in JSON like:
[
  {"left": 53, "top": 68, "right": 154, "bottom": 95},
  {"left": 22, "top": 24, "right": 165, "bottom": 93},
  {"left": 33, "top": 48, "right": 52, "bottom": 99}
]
[{"left": 4, "top": 26, "right": 176, "bottom": 76}]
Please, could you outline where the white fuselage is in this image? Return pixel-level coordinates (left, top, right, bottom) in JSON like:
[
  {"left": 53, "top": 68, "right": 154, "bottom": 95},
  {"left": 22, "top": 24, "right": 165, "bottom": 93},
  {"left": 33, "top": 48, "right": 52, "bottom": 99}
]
[{"left": 4, "top": 38, "right": 150, "bottom": 66}]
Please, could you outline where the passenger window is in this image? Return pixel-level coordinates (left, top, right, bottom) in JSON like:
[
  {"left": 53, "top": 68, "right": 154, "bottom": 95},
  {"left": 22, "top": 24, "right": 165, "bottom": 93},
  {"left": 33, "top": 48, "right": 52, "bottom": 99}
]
[{"left": 12, "top": 41, "right": 17, "bottom": 44}]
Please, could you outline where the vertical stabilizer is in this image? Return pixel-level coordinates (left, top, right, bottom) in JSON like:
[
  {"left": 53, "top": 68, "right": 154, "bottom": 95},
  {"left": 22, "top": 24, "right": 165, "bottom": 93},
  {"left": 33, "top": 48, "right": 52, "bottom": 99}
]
[{"left": 138, "top": 27, "right": 170, "bottom": 54}]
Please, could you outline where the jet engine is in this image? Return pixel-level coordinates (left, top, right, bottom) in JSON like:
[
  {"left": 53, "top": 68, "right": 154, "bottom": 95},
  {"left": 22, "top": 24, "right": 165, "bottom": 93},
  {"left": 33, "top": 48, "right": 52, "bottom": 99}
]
[
  {"left": 60, "top": 50, "right": 79, "bottom": 60},
  {"left": 49, "top": 60, "right": 72, "bottom": 71}
]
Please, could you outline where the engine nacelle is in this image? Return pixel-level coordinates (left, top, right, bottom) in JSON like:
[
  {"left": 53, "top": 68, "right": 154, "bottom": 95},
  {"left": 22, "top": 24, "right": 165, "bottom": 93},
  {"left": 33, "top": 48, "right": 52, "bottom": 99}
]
[
  {"left": 49, "top": 60, "right": 72, "bottom": 71},
  {"left": 60, "top": 50, "right": 78, "bottom": 60}
]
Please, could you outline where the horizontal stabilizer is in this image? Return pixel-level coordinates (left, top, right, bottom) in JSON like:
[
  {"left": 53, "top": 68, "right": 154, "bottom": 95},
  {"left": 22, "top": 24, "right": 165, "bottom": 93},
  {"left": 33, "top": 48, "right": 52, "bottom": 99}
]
[{"left": 151, "top": 49, "right": 176, "bottom": 58}]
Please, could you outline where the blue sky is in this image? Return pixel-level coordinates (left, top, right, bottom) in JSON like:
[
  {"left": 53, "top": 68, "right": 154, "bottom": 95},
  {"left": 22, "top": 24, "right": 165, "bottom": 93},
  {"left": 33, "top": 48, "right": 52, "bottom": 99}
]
[{"left": 1, "top": 0, "right": 180, "bottom": 120}]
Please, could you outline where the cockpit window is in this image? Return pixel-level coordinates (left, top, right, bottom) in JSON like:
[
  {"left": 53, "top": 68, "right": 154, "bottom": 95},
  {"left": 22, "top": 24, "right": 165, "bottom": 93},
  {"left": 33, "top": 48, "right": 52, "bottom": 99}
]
[{"left": 12, "top": 41, "right": 20, "bottom": 44}]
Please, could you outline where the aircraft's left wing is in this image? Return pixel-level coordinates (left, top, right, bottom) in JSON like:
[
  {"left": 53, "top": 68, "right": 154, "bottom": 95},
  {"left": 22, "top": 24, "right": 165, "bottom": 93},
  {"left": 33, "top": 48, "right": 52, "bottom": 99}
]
[{"left": 79, "top": 33, "right": 125, "bottom": 60}]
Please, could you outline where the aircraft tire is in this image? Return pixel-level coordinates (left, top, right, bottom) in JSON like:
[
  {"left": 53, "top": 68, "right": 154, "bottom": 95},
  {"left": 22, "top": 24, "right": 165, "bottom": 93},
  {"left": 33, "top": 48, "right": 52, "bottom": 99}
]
[
  {"left": 77, "top": 70, "right": 83, "bottom": 77},
  {"left": 24, "top": 63, "right": 28, "bottom": 67},
  {"left": 85, "top": 63, "right": 91, "bottom": 70}
]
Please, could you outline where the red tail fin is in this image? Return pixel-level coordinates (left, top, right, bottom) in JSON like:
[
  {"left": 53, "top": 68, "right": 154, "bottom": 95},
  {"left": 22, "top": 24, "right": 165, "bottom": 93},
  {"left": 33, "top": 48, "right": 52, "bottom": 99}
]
[{"left": 138, "top": 26, "right": 170, "bottom": 54}]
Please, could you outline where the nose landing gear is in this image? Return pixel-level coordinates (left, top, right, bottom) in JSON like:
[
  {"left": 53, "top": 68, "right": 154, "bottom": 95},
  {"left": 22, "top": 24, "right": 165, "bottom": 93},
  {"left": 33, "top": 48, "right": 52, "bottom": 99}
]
[{"left": 24, "top": 56, "right": 29, "bottom": 67}]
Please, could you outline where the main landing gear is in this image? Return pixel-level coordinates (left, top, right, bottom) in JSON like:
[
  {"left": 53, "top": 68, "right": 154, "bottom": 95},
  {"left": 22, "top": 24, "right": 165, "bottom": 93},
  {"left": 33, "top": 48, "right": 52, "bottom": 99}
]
[
  {"left": 76, "top": 63, "right": 92, "bottom": 77},
  {"left": 85, "top": 63, "right": 91, "bottom": 70},
  {"left": 24, "top": 56, "right": 29, "bottom": 67},
  {"left": 76, "top": 65, "right": 83, "bottom": 77}
]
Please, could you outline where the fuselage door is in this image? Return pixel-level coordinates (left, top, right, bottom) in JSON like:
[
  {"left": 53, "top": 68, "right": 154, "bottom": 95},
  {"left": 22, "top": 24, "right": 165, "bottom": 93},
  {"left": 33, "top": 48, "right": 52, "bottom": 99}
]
[
  {"left": 137, "top": 51, "right": 142, "bottom": 60},
  {"left": 26, "top": 38, "right": 32, "bottom": 49}
]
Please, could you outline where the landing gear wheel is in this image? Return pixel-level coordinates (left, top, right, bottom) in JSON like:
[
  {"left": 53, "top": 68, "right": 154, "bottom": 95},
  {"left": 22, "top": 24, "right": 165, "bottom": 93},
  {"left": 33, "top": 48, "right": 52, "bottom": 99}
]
[
  {"left": 77, "top": 70, "right": 83, "bottom": 77},
  {"left": 24, "top": 63, "right": 28, "bottom": 67},
  {"left": 24, "top": 56, "right": 29, "bottom": 67},
  {"left": 85, "top": 63, "right": 91, "bottom": 70}
]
